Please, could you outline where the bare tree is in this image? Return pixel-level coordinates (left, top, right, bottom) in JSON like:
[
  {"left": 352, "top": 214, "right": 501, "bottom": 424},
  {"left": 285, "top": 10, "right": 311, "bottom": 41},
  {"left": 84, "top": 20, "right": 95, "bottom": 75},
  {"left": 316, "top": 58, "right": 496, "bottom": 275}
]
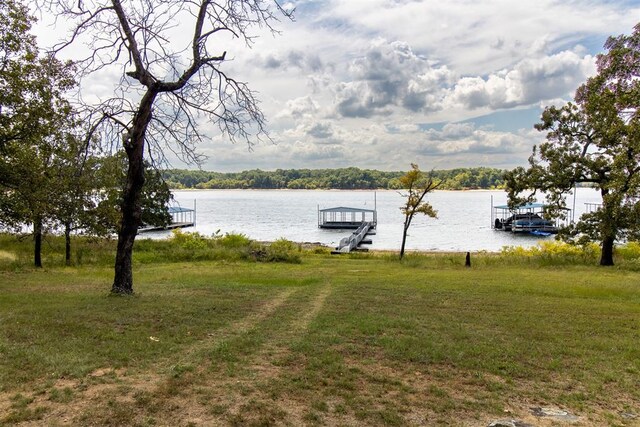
[{"left": 39, "top": 0, "right": 292, "bottom": 293}]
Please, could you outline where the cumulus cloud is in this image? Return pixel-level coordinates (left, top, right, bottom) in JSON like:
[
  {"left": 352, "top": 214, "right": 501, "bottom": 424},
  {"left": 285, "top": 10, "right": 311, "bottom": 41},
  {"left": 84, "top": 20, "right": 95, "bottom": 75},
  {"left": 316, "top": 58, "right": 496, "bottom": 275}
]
[
  {"left": 306, "top": 122, "right": 334, "bottom": 139},
  {"left": 331, "top": 39, "right": 596, "bottom": 120},
  {"left": 334, "top": 40, "right": 453, "bottom": 118},
  {"left": 419, "top": 123, "right": 536, "bottom": 156},
  {"left": 276, "top": 96, "right": 319, "bottom": 119},
  {"left": 448, "top": 50, "right": 596, "bottom": 110},
  {"left": 282, "top": 118, "right": 348, "bottom": 145},
  {"left": 289, "top": 142, "right": 346, "bottom": 162},
  {"left": 320, "top": 0, "right": 638, "bottom": 75}
]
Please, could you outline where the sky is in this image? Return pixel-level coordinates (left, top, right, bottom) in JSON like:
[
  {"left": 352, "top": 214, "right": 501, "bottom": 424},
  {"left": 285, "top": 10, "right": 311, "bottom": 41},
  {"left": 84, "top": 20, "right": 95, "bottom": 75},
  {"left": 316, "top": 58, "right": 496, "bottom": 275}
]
[{"left": 34, "top": 0, "right": 640, "bottom": 172}]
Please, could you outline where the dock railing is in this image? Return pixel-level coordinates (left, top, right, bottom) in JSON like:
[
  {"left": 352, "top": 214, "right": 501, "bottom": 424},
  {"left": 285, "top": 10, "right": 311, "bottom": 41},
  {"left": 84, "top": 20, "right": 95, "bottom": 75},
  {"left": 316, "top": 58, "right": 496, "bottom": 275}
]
[{"left": 335, "top": 221, "right": 372, "bottom": 253}]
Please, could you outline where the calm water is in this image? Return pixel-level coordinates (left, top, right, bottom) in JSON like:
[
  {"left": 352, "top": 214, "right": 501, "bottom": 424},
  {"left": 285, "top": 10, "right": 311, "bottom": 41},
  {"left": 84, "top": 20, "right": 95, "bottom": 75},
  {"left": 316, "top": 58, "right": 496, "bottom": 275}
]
[{"left": 144, "top": 188, "right": 603, "bottom": 252}]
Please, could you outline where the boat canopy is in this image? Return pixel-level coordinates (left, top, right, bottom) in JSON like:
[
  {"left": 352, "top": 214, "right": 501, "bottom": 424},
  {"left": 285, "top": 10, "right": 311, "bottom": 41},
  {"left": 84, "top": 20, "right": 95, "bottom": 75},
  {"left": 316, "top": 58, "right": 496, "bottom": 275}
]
[
  {"left": 319, "top": 206, "right": 376, "bottom": 213},
  {"left": 492, "top": 202, "right": 547, "bottom": 211},
  {"left": 491, "top": 201, "right": 569, "bottom": 234},
  {"left": 318, "top": 206, "right": 377, "bottom": 229},
  {"left": 168, "top": 206, "right": 194, "bottom": 214}
]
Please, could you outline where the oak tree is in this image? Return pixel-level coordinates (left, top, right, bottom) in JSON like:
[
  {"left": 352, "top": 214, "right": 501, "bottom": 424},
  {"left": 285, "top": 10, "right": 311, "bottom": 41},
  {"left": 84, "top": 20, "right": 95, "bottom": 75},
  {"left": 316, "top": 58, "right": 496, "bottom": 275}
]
[
  {"left": 0, "top": 0, "right": 77, "bottom": 267},
  {"left": 505, "top": 23, "right": 640, "bottom": 266}
]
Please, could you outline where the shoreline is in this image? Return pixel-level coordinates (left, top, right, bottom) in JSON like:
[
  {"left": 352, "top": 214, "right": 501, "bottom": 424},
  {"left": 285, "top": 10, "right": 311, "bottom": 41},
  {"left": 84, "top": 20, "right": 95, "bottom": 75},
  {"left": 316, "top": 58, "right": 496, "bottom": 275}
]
[
  {"left": 256, "top": 240, "right": 503, "bottom": 255},
  {"left": 169, "top": 188, "right": 504, "bottom": 193}
]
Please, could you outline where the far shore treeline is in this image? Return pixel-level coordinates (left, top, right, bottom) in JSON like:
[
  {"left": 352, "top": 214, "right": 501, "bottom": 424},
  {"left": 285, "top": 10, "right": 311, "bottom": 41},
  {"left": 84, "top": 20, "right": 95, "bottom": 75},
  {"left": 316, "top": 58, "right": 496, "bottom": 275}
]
[{"left": 163, "top": 167, "right": 506, "bottom": 190}]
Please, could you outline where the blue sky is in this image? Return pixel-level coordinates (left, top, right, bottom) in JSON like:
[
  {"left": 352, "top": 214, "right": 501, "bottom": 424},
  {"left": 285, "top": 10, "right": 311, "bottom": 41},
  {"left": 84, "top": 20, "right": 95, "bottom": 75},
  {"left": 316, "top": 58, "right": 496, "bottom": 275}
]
[{"left": 35, "top": 0, "right": 640, "bottom": 171}]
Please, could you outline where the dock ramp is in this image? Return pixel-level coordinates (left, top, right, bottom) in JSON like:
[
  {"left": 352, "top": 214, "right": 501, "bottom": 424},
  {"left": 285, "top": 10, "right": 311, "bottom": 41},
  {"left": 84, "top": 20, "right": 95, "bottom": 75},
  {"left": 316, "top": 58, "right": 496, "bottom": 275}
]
[{"left": 332, "top": 221, "right": 374, "bottom": 254}]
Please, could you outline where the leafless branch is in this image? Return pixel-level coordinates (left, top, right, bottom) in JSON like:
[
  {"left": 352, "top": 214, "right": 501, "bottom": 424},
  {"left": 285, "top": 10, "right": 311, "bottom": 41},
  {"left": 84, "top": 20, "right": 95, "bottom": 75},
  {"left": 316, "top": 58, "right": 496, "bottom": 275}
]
[{"left": 40, "top": 0, "right": 290, "bottom": 166}]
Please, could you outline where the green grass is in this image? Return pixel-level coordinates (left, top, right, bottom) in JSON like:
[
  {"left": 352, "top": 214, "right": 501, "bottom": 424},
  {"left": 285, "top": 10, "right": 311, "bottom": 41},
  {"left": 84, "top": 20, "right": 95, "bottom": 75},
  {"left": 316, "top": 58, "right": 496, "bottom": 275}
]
[{"left": 0, "top": 234, "right": 639, "bottom": 425}]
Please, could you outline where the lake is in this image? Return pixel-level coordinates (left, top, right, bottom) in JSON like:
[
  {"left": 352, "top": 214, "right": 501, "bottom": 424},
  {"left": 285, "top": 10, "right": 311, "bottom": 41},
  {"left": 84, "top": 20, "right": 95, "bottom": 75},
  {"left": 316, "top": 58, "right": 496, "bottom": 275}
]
[{"left": 144, "top": 188, "right": 603, "bottom": 252}]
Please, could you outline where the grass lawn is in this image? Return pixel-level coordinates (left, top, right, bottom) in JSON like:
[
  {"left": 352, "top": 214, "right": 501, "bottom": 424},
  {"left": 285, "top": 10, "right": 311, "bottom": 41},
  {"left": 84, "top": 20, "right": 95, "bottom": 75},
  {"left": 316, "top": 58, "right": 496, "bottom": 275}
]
[{"left": 1, "top": 249, "right": 639, "bottom": 426}]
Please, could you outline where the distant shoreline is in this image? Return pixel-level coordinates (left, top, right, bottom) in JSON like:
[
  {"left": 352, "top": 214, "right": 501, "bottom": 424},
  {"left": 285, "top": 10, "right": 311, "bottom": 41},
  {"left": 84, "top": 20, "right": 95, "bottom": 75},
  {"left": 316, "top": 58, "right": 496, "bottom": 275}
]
[{"left": 169, "top": 188, "right": 503, "bottom": 192}]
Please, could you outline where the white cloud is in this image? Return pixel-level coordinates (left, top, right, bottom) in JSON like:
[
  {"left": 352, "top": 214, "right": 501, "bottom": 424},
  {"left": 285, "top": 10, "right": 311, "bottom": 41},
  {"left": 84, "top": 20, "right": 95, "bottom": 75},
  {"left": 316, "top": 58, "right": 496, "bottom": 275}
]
[
  {"left": 418, "top": 123, "right": 535, "bottom": 156},
  {"left": 447, "top": 50, "right": 596, "bottom": 110},
  {"left": 332, "top": 40, "right": 454, "bottom": 118},
  {"left": 329, "top": 40, "right": 595, "bottom": 120},
  {"left": 31, "top": 0, "right": 639, "bottom": 172},
  {"left": 319, "top": 0, "right": 638, "bottom": 74},
  {"left": 276, "top": 96, "right": 319, "bottom": 119}
]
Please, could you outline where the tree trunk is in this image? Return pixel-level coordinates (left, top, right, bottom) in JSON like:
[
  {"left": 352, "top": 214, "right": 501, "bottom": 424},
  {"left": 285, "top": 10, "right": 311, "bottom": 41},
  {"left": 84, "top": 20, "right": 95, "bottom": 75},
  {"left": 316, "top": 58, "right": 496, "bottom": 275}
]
[
  {"left": 112, "top": 89, "right": 158, "bottom": 294},
  {"left": 598, "top": 188, "right": 615, "bottom": 267},
  {"left": 34, "top": 216, "right": 42, "bottom": 268},
  {"left": 400, "top": 217, "right": 411, "bottom": 259},
  {"left": 400, "top": 227, "right": 408, "bottom": 259},
  {"left": 65, "top": 222, "right": 72, "bottom": 266},
  {"left": 33, "top": 217, "right": 42, "bottom": 268},
  {"left": 600, "top": 234, "right": 615, "bottom": 266}
]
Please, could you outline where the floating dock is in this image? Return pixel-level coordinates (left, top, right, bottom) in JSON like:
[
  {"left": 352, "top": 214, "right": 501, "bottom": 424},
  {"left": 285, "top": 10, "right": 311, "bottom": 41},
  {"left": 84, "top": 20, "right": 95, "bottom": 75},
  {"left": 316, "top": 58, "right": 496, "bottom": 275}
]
[
  {"left": 317, "top": 205, "right": 377, "bottom": 254},
  {"left": 139, "top": 204, "right": 196, "bottom": 233}
]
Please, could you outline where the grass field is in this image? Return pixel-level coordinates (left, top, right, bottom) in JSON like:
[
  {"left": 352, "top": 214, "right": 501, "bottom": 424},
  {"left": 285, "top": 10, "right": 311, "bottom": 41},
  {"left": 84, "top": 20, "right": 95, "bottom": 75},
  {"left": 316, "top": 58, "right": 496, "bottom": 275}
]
[{"left": 1, "top": 236, "right": 639, "bottom": 426}]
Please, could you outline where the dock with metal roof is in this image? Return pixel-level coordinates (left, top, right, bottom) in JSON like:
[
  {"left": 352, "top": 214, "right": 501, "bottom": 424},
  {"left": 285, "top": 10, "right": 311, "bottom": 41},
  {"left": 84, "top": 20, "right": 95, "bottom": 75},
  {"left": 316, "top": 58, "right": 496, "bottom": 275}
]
[
  {"left": 318, "top": 206, "right": 377, "bottom": 253},
  {"left": 318, "top": 206, "right": 377, "bottom": 229},
  {"left": 138, "top": 204, "right": 196, "bottom": 233},
  {"left": 491, "top": 201, "right": 566, "bottom": 235}
]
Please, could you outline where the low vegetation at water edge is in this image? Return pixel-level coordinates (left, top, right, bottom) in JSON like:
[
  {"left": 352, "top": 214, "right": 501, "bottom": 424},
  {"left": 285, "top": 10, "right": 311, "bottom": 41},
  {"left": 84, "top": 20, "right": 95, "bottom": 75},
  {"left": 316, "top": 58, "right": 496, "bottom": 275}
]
[{"left": 4, "top": 232, "right": 640, "bottom": 270}]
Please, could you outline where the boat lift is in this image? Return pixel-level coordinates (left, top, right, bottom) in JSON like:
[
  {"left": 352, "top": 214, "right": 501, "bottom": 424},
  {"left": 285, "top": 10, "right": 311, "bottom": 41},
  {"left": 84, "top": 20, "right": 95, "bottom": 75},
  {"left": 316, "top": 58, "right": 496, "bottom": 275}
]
[{"left": 491, "top": 200, "right": 568, "bottom": 236}]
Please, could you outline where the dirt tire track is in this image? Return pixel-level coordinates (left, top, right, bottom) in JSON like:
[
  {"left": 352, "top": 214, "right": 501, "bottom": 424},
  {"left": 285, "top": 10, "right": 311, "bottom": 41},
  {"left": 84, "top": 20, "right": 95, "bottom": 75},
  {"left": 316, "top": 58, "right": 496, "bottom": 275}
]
[
  {"left": 0, "top": 287, "right": 300, "bottom": 427},
  {"left": 288, "top": 282, "right": 331, "bottom": 334}
]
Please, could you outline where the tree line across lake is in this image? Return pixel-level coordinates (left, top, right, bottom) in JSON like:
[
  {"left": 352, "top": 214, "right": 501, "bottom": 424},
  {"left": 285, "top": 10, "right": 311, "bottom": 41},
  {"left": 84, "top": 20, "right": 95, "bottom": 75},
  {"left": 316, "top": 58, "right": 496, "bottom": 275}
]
[{"left": 164, "top": 167, "right": 506, "bottom": 190}]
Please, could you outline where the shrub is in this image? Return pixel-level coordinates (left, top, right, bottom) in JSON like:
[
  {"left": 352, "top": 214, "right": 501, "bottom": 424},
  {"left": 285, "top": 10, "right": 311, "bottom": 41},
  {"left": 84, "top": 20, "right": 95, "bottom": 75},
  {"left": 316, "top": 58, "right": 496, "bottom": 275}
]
[
  {"left": 501, "top": 241, "right": 600, "bottom": 265},
  {"left": 170, "top": 229, "right": 209, "bottom": 251},
  {"left": 216, "top": 233, "right": 252, "bottom": 249},
  {"left": 263, "top": 239, "right": 302, "bottom": 263},
  {"left": 616, "top": 242, "right": 640, "bottom": 260}
]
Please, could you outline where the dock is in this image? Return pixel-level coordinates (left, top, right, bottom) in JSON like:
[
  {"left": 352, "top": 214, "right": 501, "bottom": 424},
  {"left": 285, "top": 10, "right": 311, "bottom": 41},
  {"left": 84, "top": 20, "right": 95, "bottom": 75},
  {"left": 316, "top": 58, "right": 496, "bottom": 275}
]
[
  {"left": 138, "top": 205, "right": 196, "bottom": 234},
  {"left": 318, "top": 206, "right": 377, "bottom": 229},
  {"left": 331, "top": 221, "right": 375, "bottom": 254},
  {"left": 318, "top": 204, "right": 378, "bottom": 254},
  {"left": 491, "top": 201, "right": 565, "bottom": 235}
]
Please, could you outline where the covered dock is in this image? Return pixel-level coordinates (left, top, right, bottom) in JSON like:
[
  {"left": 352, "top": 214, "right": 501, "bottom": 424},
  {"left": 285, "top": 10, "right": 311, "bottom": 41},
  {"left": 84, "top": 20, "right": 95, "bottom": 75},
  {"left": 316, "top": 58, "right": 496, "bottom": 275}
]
[
  {"left": 139, "top": 204, "right": 196, "bottom": 233},
  {"left": 318, "top": 206, "right": 377, "bottom": 229},
  {"left": 491, "top": 202, "right": 566, "bottom": 235}
]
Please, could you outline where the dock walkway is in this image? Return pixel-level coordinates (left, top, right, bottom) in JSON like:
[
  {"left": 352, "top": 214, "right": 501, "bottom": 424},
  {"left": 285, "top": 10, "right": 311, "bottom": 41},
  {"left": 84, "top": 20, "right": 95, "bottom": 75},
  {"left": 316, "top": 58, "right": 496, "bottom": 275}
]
[{"left": 332, "top": 221, "right": 375, "bottom": 254}]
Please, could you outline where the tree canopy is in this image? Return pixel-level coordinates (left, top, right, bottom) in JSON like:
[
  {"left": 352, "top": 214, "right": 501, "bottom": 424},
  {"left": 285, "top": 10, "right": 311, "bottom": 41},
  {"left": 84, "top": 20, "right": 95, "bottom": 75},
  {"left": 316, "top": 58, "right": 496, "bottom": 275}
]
[
  {"left": 505, "top": 23, "right": 640, "bottom": 266},
  {"left": 398, "top": 164, "right": 440, "bottom": 259},
  {"left": 0, "top": 0, "right": 73, "bottom": 153},
  {"left": 0, "top": 0, "right": 77, "bottom": 267}
]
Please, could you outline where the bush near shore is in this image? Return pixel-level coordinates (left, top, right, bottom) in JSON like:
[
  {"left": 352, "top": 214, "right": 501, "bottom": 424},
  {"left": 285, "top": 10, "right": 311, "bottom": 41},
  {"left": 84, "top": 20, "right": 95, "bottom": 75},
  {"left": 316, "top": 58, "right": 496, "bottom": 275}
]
[{"left": 0, "top": 230, "right": 305, "bottom": 268}]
